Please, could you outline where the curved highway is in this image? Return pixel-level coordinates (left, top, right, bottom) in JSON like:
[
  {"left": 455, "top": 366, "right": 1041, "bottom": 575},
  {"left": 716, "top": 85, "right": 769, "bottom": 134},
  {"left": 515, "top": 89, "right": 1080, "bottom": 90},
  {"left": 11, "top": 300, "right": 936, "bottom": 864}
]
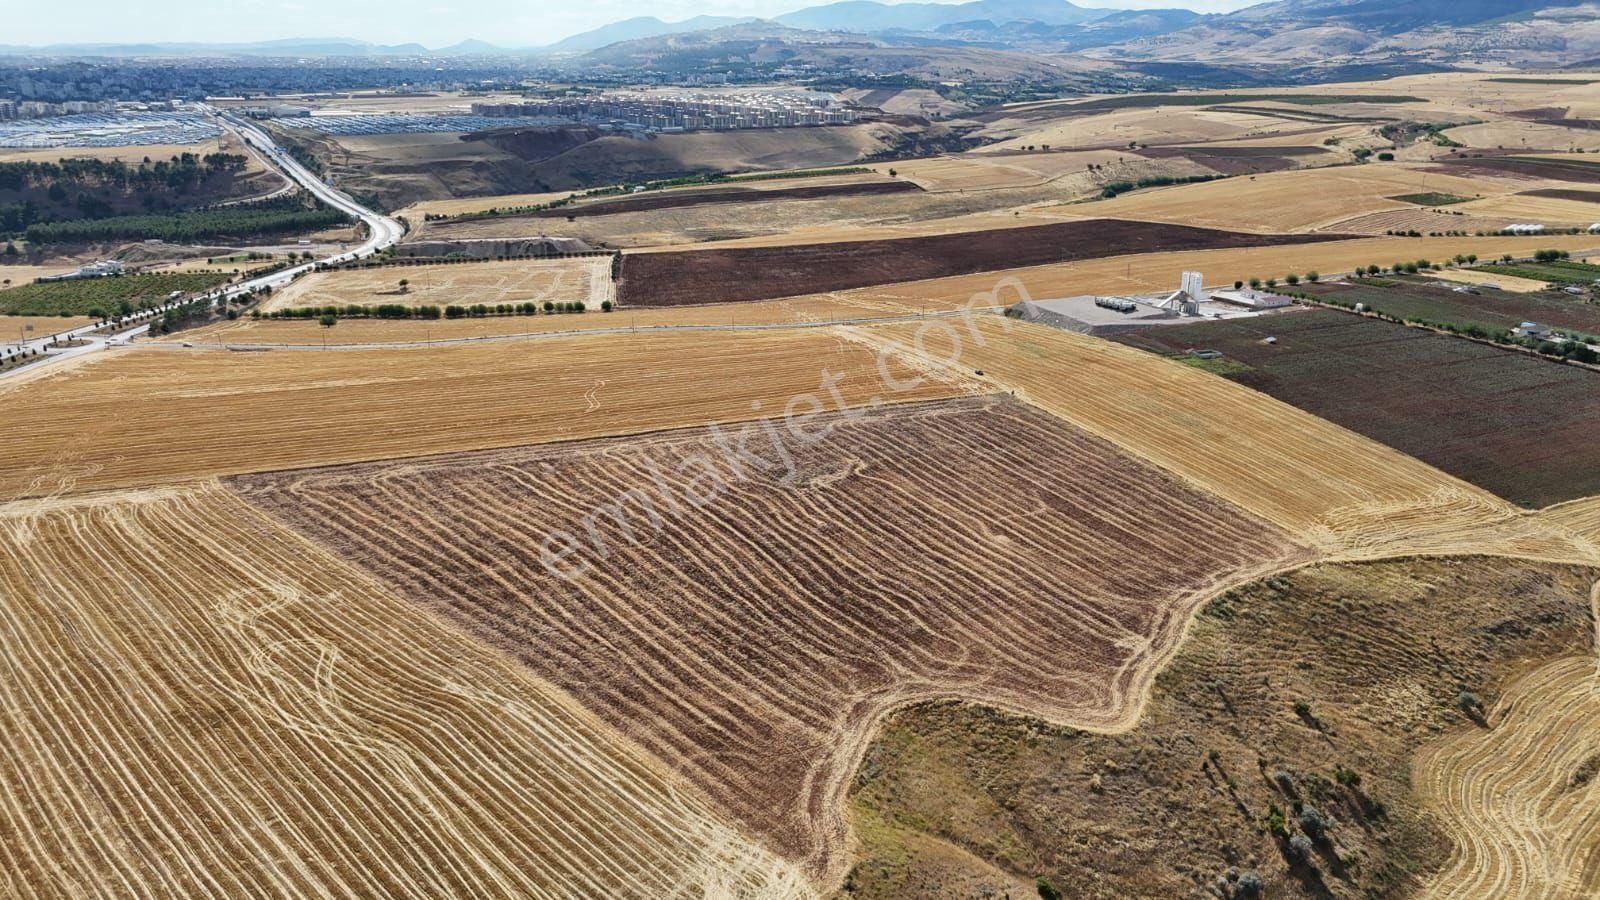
[{"left": 3, "top": 106, "right": 404, "bottom": 375}]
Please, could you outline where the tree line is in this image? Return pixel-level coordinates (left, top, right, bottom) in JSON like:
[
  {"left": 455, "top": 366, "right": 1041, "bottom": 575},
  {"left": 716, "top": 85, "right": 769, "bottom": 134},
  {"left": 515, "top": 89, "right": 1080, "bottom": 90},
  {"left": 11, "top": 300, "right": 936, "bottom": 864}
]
[{"left": 22, "top": 195, "right": 348, "bottom": 245}]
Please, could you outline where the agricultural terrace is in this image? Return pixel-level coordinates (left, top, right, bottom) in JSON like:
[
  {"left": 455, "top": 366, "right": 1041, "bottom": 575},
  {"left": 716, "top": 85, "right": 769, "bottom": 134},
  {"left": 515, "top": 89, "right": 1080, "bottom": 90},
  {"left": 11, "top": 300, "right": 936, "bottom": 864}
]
[
  {"left": 0, "top": 271, "right": 231, "bottom": 317},
  {"left": 846, "top": 558, "right": 1600, "bottom": 899},
  {"left": 258, "top": 257, "right": 610, "bottom": 313},
  {"left": 853, "top": 318, "right": 1597, "bottom": 563},
  {"left": 1298, "top": 275, "right": 1600, "bottom": 339},
  {"left": 0, "top": 485, "right": 807, "bottom": 899},
  {"left": 1110, "top": 310, "right": 1600, "bottom": 508},
  {"left": 0, "top": 328, "right": 963, "bottom": 500},
  {"left": 232, "top": 396, "right": 1313, "bottom": 881},
  {"left": 617, "top": 220, "right": 1351, "bottom": 306}
]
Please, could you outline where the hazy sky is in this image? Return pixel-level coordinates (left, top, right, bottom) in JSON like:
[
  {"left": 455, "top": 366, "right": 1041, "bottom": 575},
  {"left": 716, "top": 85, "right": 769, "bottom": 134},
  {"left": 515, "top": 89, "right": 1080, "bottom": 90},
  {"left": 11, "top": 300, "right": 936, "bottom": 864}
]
[{"left": 9, "top": 0, "right": 1263, "bottom": 47}]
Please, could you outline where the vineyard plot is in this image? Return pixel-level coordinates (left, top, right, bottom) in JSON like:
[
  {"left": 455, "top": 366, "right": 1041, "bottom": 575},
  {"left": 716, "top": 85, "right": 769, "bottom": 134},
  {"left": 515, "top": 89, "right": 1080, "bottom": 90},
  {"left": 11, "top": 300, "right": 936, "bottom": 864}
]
[{"left": 232, "top": 396, "right": 1312, "bottom": 881}]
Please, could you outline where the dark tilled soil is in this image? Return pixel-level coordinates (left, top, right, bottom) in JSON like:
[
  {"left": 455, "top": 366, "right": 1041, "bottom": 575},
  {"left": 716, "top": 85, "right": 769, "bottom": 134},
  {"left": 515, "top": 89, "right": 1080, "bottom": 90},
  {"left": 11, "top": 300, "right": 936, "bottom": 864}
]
[
  {"left": 1135, "top": 146, "right": 1326, "bottom": 175},
  {"left": 1111, "top": 309, "right": 1600, "bottom": 508},
  {"left": 1431, "top": 156, "right": 1600, "bottom": 184},
  {"left": 1520, "top": 187, "right": 1600, "bottom": 202},
  {"left": 617, "top": 219, "right": 1354, "bottom": 306}
]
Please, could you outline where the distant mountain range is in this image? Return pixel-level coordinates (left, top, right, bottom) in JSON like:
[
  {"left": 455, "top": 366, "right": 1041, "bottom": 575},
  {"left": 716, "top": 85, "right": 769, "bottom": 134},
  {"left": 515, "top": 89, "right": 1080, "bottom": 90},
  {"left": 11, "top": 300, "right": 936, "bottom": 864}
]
[{"left": 4, "top": 0, "right": 1598, "bottom": 74}]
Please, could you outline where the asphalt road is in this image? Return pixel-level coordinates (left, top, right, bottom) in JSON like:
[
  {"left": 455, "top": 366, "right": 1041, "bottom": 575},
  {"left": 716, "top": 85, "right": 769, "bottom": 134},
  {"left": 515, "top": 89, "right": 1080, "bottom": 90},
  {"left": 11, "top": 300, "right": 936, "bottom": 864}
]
[{"left": 2, "top": 108, "right": 404, "bottom": 380}]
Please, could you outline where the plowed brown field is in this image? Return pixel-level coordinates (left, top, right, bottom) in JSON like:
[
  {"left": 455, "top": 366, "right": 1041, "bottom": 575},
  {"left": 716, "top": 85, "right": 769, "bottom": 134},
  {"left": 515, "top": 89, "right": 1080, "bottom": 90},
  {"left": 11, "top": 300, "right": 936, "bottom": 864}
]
[
  {"left": 0, "top": 484, "right": 808, "bottom": 899},
  {"left": 0, "top": 329, "right": 963, "bottom": 501},
  {"left": 231, "top": 396, "right": 1312, "bottom": 883}
]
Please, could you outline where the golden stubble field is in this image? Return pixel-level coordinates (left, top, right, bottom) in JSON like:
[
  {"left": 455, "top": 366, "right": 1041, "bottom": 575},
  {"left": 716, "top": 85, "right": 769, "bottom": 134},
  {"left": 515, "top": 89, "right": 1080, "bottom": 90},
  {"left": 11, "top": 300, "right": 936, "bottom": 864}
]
[
  {"left": 0, "top": 327, "right": 966, "bottom": 501},
  {"left": 0, "top": 484, "right": 809, "bottom": 899},
  {"left": 258, "top": 257, "right": 610, "bottom": 312}
]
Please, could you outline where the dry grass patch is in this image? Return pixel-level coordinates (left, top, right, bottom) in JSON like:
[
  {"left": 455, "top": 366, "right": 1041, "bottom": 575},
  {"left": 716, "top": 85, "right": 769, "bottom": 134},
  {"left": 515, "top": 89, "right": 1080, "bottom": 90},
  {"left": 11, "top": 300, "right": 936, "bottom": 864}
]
[
  {"left": 0, "top": 484, "right": 808, "bottom": 899},
  {"left": 841, "top": 557, "right": 1599, "bottom": 899},
  {"left": 0, "top": 327, "right": 962, "bottom": 500}
]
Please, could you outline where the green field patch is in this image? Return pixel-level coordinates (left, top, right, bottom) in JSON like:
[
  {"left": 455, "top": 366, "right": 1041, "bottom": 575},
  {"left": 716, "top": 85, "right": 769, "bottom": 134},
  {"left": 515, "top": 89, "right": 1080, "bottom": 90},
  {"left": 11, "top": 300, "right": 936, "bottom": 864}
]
[
  {"left": 1389, "top": 192, "right": 1471, "bottom": 206},
  {"left": 1172, "top": 353, "right": 1254, "bottom": 376}
]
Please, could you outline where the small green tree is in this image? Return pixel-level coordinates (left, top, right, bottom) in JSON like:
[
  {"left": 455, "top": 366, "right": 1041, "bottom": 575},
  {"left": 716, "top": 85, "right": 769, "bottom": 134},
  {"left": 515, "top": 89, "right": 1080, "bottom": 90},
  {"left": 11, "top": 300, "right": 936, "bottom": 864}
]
[
  {"left": 1249, "top": 277, "right": 1262, "bottom": 289},
  {"left": 398, "top": 278, "right": 409, "bottom": 293},
  {"left": 1233, "top": 280, "right": 1244, "bottom": 289},
  {"left": 1035, "top": 876, "right": 1061, "bottom": 900},
  {"left": 1306, "top": 270, "right": 1319, "bottom": 282},
  {"left": 1286, "top": 273, "right": 1300, "bottom": 285},
  {"left": 319, "top": 313, "right": 337, "bottom": 328}
]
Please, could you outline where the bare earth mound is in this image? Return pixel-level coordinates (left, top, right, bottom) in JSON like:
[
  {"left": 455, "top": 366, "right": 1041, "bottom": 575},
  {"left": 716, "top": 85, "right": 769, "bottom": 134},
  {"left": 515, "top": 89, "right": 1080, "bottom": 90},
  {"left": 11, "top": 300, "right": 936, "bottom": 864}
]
[
  {"left": 617, "top": 220, "right": 1352, "bottom": 306},
  {"left": 230, "top": 396, "right": 1311, "bottom": 883},
  {"left": 0, "top": 485, "right": 808, "bottom": 899}
]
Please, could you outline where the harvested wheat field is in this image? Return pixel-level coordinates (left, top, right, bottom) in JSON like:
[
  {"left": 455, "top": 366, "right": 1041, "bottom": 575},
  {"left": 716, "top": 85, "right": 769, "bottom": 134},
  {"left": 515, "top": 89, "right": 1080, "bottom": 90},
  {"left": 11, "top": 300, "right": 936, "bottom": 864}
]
[
  {"left": 1415, "top": 652, "right": 1600, "bottom": 900},
  {"left": 258, "top": 257, "right": 609, "bottom": 312},
  {"left": 0, "top": 485, "right": 808, "bottom": 899},
  {"left": 168, "top": 292, "right": 949, "bottom": 345},
  {"left": 0, "top": 328, "right": 962, "bottom": 500},
  {"left": 849, "top": 318, "right": 1600, "bottom": 562},
  {"left": 231, "top": 396, "right": 1313, "bottom": 883},
  {"left": 1053, "top": 164, "right": 1509, "bottom": 234}
]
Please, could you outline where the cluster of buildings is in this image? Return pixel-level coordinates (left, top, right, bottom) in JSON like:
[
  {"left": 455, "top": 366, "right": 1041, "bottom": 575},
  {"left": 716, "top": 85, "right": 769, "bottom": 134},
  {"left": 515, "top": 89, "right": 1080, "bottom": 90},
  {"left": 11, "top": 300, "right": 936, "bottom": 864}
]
[
  {"left": 0, "top": 100, "right": 119, "bottom": 120},
  {"left": 470, "top": 91, "right": 858, "bottom": 132},
  {"left": 36, "top": 260, "right": 125, "bottom": 283},
  {"left": 1009, "top": 272, "right": 1293, "bottom": 336}
]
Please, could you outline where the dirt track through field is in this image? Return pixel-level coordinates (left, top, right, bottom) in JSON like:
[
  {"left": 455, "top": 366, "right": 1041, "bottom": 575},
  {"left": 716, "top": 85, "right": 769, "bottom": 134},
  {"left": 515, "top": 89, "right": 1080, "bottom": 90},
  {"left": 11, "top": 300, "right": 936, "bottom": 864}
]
[
  {"left": 231, "top": 396, "right": 1312, "bottom": 884},
  {"left": 0, "top": 484, "right": 808, "bottom": 899}
]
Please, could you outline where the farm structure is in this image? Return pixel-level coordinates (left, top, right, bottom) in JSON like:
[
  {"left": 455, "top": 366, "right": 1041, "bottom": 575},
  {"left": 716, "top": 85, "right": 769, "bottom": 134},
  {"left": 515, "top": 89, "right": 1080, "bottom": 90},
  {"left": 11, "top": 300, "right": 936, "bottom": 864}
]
[
  {"left": 0, "top": 485, "right": 808, "bottom": 899},
  {"left": 1110, "top": 309, "right": 1600, "bottom": 508},
  {"left": 617, "top": 219, "right": 1353, "bottom": 306},
  {"left": 231, "top": 396, "right": 1313, "bottom": 883}
]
